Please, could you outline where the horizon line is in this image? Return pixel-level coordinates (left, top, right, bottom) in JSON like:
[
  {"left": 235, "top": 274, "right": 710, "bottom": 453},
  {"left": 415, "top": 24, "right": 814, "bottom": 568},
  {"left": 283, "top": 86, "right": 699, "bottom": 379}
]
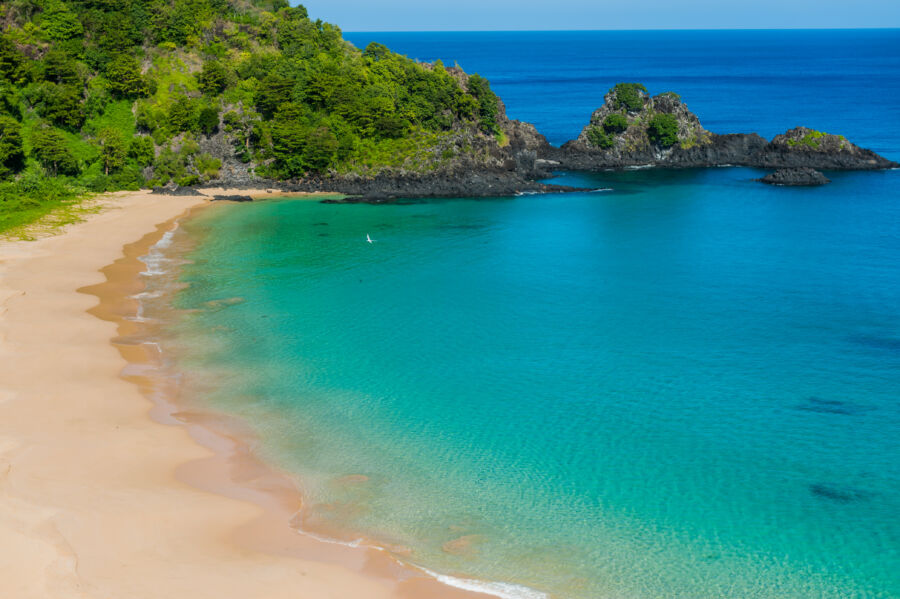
[{"left": 343, "top": 26, "right": 900, "bottom": 33}]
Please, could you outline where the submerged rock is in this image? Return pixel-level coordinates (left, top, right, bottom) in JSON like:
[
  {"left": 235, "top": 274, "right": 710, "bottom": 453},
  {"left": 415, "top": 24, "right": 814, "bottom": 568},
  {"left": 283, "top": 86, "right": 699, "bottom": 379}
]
[{"left": 759, "top": 167, "right": 831, "bottom": 186}]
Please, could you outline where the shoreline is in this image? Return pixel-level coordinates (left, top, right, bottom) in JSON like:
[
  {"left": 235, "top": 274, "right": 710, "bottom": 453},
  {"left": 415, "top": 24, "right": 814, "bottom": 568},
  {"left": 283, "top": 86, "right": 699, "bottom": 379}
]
[{"left": 0, "top": 190, "right": 493, "bottom": 599}]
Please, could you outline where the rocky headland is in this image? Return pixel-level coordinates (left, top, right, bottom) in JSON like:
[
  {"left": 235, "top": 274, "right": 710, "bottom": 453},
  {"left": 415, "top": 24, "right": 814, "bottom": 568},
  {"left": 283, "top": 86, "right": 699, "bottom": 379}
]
[{"left": 202, "top": 81, "right": 896, "bottom": 201}]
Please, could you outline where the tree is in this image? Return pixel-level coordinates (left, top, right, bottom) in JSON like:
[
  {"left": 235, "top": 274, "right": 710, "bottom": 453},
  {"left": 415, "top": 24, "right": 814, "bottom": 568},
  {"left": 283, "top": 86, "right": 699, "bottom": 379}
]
[
  {"left": 168, "top": 95, "right": 200, "bottom": 133},
  {"left": 96, "top": 128, "right": 127, "bottom": 175},
  {"left": 302, "top": 126, "right": 338, "bottom": 171},
  {"left": 0, "top": 116, "right": 25, "bottom": 179},
  {"left": 466, "top": 74, "right": 500, "bottom": 134},
  {"left": 39, "top": 1, "right": 84, "bottom": 41},
  {"left": 39, "top": 49, "right": 83, "bottom": 86},
  {"left": 647, "top": 113, "right": 679, "bottom": 147},
  {"left": 602, "top": 113, "right": 628, "bottom": 133},
  {"left": 105, "top": 55, "right": 149, "bottom": 99},
  {"left": 612, "top": 83, "right": 648, "bottom": 112},
  {"left": 223, "top": 110, "right": 260, "bottom": 162},
  {"left": 128, "top": 136, "right": 156, "bottom": 166},
  {"left": 256, "top": 73, "right": 295, "bottom": 118},
  {"left": 29, "top": 83, "right": 85, "bottom": 130},
  {"left": 197, "top": 60, "right": 232, "bottom": 95},
  {"left": 198, "top": 106, "right": 219, "bottom": 135},
  {"left": 586, "top": 126, "right": 613, "bottom": 149},
  {"left": 31, "top": 127, "right": 79, "bottom": 176},
  {"left": 0, "top": 36, "right": 27, "bottom": 85},
  {"left": 269, "top": 117, "right": 308, "bottom": 177}
]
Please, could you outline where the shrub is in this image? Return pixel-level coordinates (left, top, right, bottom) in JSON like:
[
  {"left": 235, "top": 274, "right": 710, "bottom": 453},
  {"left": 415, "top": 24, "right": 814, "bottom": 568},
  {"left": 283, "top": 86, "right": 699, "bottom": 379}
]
[
  {"left": 128, "top": 136, "right": 156, "bottom": 166},
  {"left": 27, "top": 83, "right": 85, "bottom": 130},
  {"left": 602, "top": 113, "right": 628, "bottom": 133},
  {"left": 197, "top": 60, "right": 233, "bottom": 95},
  {"left": 586, "top": 125, "right": 614, "bottom": 149},
  {"left": 31, "top": 127, "right": 79, "bottom": 176},
  {"left": 612, "top": 83, "right": 647, "bottom": 112},
  {"left": 647, "top": 113, "right": 679, "bottom": 147},
  {"left": 96, "top": 127, "right": 127, "bottom": 174},
  {"left": 0, "top": 115, "right": 25, "bottom": 179},
  {"left": 105, "top": 56, "right": 149, "bottom": 99},
  {"left": 168, "top": 95, "right": 200, "bottom": 133},
  {"left": 198, "top": 106, "right": 220, "bottom": 135}
]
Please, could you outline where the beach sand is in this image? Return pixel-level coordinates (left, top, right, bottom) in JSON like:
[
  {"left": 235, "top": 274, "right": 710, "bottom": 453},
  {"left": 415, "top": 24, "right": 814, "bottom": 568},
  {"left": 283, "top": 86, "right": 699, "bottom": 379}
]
[{"left": 0, "top": 190, "right": 485, "bottom": 599}]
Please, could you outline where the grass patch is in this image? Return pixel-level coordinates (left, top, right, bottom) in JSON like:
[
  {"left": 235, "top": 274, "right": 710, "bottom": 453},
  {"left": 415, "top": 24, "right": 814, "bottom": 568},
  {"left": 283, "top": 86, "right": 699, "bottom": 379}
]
[
  {"left": 0, "top": 171, "right": 91, "bottom": 239},
  {"left": 84, "top": 100, "right": 137, "bottom": 138}
]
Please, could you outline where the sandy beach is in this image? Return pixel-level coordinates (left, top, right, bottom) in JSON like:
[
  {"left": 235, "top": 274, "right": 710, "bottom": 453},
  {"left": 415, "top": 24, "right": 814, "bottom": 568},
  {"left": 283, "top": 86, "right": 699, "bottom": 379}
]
[{"left": 0, "top": 190, "right": 485, "bottom": 599}]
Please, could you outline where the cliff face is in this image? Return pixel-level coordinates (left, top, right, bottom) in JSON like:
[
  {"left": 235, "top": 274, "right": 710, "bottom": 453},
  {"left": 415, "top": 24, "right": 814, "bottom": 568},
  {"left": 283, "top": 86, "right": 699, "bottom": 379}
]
[{"left": 552, "top": 85, "right": 898, "bottom": 171}]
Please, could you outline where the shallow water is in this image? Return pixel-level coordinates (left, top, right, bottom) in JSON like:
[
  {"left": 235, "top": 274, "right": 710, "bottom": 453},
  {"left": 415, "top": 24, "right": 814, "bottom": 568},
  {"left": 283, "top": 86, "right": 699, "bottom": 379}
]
[{"left": 158, "top": 31, "right": 899, "bottom": 599}]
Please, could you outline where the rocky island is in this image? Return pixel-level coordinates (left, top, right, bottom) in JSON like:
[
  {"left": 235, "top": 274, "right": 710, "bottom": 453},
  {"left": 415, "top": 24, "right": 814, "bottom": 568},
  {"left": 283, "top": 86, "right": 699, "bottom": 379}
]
[{"left": 540, "top": 83, "right": 897, "bottom": 175}]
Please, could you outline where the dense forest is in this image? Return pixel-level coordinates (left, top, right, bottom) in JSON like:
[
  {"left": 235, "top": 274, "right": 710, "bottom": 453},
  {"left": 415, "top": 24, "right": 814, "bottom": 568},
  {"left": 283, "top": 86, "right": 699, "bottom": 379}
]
[{"left": 0, "top": 0, "right": 507, "bottom": 231}]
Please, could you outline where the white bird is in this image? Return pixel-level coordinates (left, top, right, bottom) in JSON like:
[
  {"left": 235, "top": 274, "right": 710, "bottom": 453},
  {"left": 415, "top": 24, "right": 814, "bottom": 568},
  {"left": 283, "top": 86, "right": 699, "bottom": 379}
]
[{"left": 366, "top": 234, "right": 374, "bottom": 243}]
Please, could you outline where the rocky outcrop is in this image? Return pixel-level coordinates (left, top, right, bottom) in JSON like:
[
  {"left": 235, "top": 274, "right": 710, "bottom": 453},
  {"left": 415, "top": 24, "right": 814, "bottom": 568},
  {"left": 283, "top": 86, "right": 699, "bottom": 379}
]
[
  {"left": 150, "top": 183, "right": 207, "bottom": 196},
  {"left": 759, "top": 168, "right": 831, "bottom": 186},
  {"left": 553, "top": 85, "right": 899, "bottom": 172},
  {"left": 275, "top": 169, "right": 588, "bottom": 202},
  {"left": 752, "top": 127, "right": 896, "bottom": 170}
]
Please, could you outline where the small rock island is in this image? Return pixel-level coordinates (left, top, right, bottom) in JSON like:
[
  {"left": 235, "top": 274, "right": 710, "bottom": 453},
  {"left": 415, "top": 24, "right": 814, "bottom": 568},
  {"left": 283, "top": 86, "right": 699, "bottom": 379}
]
[
  {"left": 539, "top": 83, "right": 898, "bottom": 178},
  {"left": 759, "top": 168, "right": 831, "bottom": 186}
]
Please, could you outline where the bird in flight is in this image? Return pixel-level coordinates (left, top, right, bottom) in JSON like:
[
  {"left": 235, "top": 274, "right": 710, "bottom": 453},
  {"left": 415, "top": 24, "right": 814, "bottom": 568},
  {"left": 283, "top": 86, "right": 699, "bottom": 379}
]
[{"left": 367, "top": 234, "right": 374, "bottom": 243}]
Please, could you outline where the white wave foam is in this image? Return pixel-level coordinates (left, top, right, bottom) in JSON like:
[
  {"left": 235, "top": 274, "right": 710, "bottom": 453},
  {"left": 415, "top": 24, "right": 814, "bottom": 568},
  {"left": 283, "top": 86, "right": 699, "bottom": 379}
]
[
  {"left": 131, "top": 290, "right": 163, "bottom": 300},
  {"left": 293, "top": 526, "right": 367, "bottom": 549},
  {"left": 419, "top": 567, "right": 548, "bottom": 599},
  {"left": 140, "top": 228, "right": 178, "bottom": 276},
  {"left": 590, "top": 187, "right": 613, "bottom": 193},
  {"left": 290, "top": 525, "right": 546, "bottom": 599}
]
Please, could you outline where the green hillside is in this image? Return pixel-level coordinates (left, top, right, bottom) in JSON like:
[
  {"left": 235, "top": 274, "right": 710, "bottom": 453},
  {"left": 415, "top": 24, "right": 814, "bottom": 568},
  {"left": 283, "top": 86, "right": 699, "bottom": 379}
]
[{"left": 0, "top": 0, "right": 505, "bottom": 232}]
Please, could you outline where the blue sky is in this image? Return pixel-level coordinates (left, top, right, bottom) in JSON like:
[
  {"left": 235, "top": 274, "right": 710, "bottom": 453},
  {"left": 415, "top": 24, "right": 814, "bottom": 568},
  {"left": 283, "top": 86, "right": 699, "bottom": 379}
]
[{"left": 298, "top": 0, "right": 900, "bottom": 31}]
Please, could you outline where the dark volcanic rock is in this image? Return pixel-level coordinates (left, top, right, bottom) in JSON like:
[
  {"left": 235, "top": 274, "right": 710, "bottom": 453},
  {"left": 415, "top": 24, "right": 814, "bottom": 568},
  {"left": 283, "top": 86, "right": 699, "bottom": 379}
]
[
  {"left": 276, "top": 169, "right": 587, "bottom": 202},
  {"left": 150, "top": 183, "right": 205, "bottom": 196},
  {"left": 759, "top": 167, "right": 830, "bottom": 186},
  {"left": 753, "top": 127, "right": 897, "bottom": 170},
  {"left": 211, "top": 195, "right": 254, "bottom": 202}
]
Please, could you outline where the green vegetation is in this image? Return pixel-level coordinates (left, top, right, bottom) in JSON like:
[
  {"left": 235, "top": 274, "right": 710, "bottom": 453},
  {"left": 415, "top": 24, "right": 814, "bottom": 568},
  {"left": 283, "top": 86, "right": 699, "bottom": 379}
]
[
  {"left": 612, "top": 83, "right": 647, "bottom": 112},
  {"left": 647, "top": 113, "right": 679, "bottom": 147},
  {"left": 785, "top": 129, "right": 845, "bottom": 149},
  {"left": 602, "top": 113, "right": 629, "bottom": 133},
  {"left": 586, "top": 125, "right": 614, "bottom": 149},
  {"left": 0, "top": 0, "right": 505, "bottom": 233}
]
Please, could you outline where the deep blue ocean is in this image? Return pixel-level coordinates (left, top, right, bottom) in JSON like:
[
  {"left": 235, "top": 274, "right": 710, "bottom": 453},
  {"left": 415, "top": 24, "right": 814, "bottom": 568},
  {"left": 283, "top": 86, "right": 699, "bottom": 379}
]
[{"left": 152, "top": 31, "right": 899, "bottom": 599}]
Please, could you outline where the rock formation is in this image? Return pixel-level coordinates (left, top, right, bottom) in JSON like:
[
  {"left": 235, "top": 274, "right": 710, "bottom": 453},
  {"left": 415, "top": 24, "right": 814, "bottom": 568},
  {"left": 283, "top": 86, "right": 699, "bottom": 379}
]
[
  {"left": 759, "top": 168, "right": 831, "bottom": 186},
  {"left": 548, "top": 84, "right": 899, "bottom": 172}
]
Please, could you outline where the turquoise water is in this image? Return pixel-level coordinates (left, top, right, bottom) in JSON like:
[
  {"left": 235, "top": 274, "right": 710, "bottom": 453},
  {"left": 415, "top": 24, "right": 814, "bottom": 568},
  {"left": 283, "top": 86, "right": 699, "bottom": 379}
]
[
  {"left": 161, "top": 167, "right": 900, "bottom": 598},
  {"left": 154, "top": 30, "right": 900, "bottom": 599}
]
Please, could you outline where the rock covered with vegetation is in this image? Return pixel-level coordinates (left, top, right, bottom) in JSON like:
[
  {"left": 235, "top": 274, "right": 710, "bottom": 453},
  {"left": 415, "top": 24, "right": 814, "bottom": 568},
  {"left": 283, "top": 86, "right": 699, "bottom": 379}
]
[
  {"left": 569, "top": 84, "right": 711, "bottom": 157},
  {"left": 555, "top": 85, "right": 898, "bottom": 171},
  {"left": 755, "top": 127, "right": 897, "bottom": 170}
]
